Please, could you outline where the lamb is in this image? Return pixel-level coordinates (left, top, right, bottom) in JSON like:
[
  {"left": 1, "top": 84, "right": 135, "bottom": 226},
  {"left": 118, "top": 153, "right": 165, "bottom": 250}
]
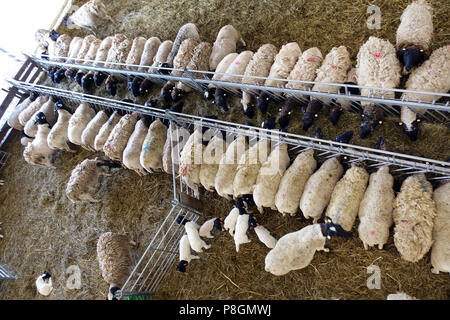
[
  {"left": 248, "top": 216, "right": 277, "bottom": 249},
  {"left": 240, "top": 44, "right": 278, "bottom": 118},
  {"left": 176, "top": 216, "right": 211, "bottom": 253},
  {"left": 68, "top": 102, "right": 96, "bottom": 146},
  {"left": 103, "top": 112, "right": 139, "bottom": 163},
  {"left": 162, "top": 123, "right": 181, "bottom": 175},
  {"left": 140, "top": 118, "right": 168, "bottom": 173},
  {"left": 430, "top": 181, "right": 450, "bottom": 274},
  {"left": 164, "top": 23, "right": 200, "bottom": 68},
  {"left": 7, "top": 92, "right": 39, "bottom": 130},
  {"left": 81, "top": 110, "right": 110, "bottom": 151},
  {"left": 386, "top": 292, "right": 418, "bottom": 300},
  {"left": 355, "top": 37, "right": 402, "bottom": 139},
  {"left": 23, "top": 113, "right": 56, "bottom": 169},
  {"left": 234, "top": 210, "right": 251, "bottom": 252},
  {"left": 275, "top": 149, "right": 317, "bottom": 216},
  {"left": 253, "top": 143, "right": 291, "bottom": 214},
  {"left": 224, "top": 198, "right": 249, "bottom": 236},
  {"left": 199, "top": 132, "right": 227, "bottom": 192},
  {"left": 179, "top": 129, "right": 204, "bottom": 196},
  {"left": 203, "top": 52, "right": 238, "bottom": 101},
  {"left": 265, "top": 42, "right": 302, "bottom": 88},
  {"left": 265, "top": 221, "right": 351, "bottom": 276},
  {"left": 66, "top": 157, "right": 120, "bottom": 203},
  {"left": 94, "top": 110, "right": 122, "bottom": 152},
  {"left": 286, "top": 47, "right": 323, "bottom": 91},
  {"left": 215, "top": 135, "right": 248, "bottom": 200},
  {"left": 393, "top": 173, "right": 436, "bottom": 262},
  {"left": 138, "top": 37, "right": 162, "bottom": 72},
  {"left": 35, "top": 271, "right": 53, "bottom": 296},
  {"left": 63, "top": 0, "right": 113, "bottom": 32},
  {"left": 47, "top": 101, "right": 76, "bottom": 153},
  {"left": 18, "top": 95, "right": 49, "bottom": 127},
  {"left": 199, "top": 218, "right": 224, "bottom": 239},
  {"left": 303, "top": 46, "right": 351, "bottom": 130},
  {"left": 209, "top": 25, "right": 246, "bottom": 71},
  {"left": 149, "top": 40, "right": 173, "bottom": 73},
  {"left": 96, "top": 232, "right": 133, "bottom": 300},
  {"left": 396, "top": 0, "right": 433, "bottom": 72},
  {"left": 123, "top": 118, "right": 149, "bottom": 176},
  {"left": 23, "top": 97, "right": 56, "bottom": 138},
  {"left": 325, "top": 163, "right": 369, "bottom": 232},
  {"left": 176, "top": 234, "right": 200, "bottom": 272},
  {"left": 400, "top": 46, "right": 450, "bottom": 141}
]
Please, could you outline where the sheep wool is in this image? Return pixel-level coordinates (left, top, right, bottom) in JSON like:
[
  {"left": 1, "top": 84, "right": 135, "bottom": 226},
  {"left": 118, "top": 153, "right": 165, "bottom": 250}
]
[
  {"left": 179, "top": 234, "right": 199, "bottom": 263},
  {"left": 234, "top": 213, "right": 251, "bottom": 252},
  {"left": 253, "top": 143, "right": 290, "bottom": 214},
  {"left": 93, "top": 36, "right": 113, "bottom": 67},
  {"left": 125, "top": 37, "right": 147, "bottom": 70},
  {"left": 179, "top": 130, "right": 204, "bottom": 196},
  {"left": 275, "top": 149, "right": 317, "bottom": 216},
  {"left": 171, "top": 38, "right": 202, "bottom": 77},
  {"left": 68, "top": 102, "right": 96, "bottom": 146},
  {"left": 199, "top": 134, "right": 227, "bottom": 192},
  {"left": 209, "top": 25, "right": 245, "bottom": 71},
  {"left": 123, "top": 118, "right": 149, "bottom": 176},
  {"left": 185, "top": 221, "right": 211, "bottom": 253},
  {"left": 96, "top": 232, "right": 132, "bottom": 289},
  {"left": 166, "top": 23, "right": 200, "bottom": 67},
  {"left": 233, "top": 139, "right": 271, "bottom": 198},
  {"left": 66, "top": 0, "right": 113, "bottom": 30},
  {"left": 220, "top": 51, "right": 254, "bottom": 83},
  {"left": 358, "top": 165, "right": 394, "bottom": 250},
  {"left": 300, "top": 157, "right": 344, "bottom": 223},
  {"left": 224, "top": 207, "right": 240, "bottom": 236},
  {"left": 74, "top": 35, "right": 97, "bottom": 64},
  {"left": 140, "top": 119, "right": 167, "bottom": 173},
  {"left": 23, "top": 121, "right": 55, "bottom": 169},
  {"left": 23, "top": 97, "right": 56, "bottom": 138},
  {"left": 48, "top": 108, "right": 74, "bottom": 153},
  {"left": 199, "top": 218, "right": 221, "bottom": 239},
  {"left": 215, "top": 135, "right": 248, "bottom": 200},
  {"left": 265, "top": 224, "right": 328, "bottom": 276},
  {"left": 18, "top": 96, "right": 49, "bottom": 127},
  {"left": 254, "top": 225, "right": 277, "bottom": 249},
  {"left": 265, "top": 42, "right": 302, "bottom": 88},
  {"left": 104, "top": 34, "right": 128, "bottom": 68},
  {"left": 66, "top": 37, "right": 83, "bottom": 63},
  {"left": 286, "top": 47, "right": 323, "bottom": 91},
  {"left": 431, "top": 181, "right": 450, "bottom": 274},
  {"left": 162, "top": 123, "right": 181, "bottom": 175},
  {"left": 209, "top": 52, "right": 239, "bottom": 87},
  {"left": 326, "top": 164, "right": 369, "bottom": 232},
  {"left": 54, "top": 34, "right": 72, "bottom": 62},
  {"left": 138, "top": 37, "right": 162, "bottom": 72},
  {"left": 7, "top": 95, "right": 36, "bottom": 130},
  {"left": 393, "top": 174, "right": 436, "bottom": 263},
  {"left": 81, "top": 110, "right": 109, "bottom": 151},
  {"left": 83, "top": 38, "right": 101, "bottom": 64},
  {"left": 149, "top": 40, "right": 173, "bottom": 73},
  {"left": 103, "top": 113, "right": 139, "bottom": 163},
  {"left": 242, "top": 44, "right": 278, "bottom": 85},
  {"left": 396, "top": 0, "right": 433, "bottom": 52},
  {"left": 177, "top": 42, "right": 213, "bottom": 92}
]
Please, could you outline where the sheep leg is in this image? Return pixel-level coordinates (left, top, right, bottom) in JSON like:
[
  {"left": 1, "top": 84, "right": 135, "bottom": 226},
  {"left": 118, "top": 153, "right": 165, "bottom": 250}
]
[
  {"left": 257, "top": 206, "right": 264, "bottom": 214},
  {"left": 190, "top": 255, "right": 200, "bottom": 260},
  {"left": 79, "top": 193, "right": 100, "bottom": 203},
  {"left": 377, "top": 244, "right": 383, "bottom": 250},
  {"left": 364, "top": 243, "right": 369, "bottom": 250},
  {"left": 202, "top": 242, "right": 211, "bottom": 250},
  {"left": 318, "top": 247, "right": 330, "bottom": 253},
  {"left": 431, "top": 267, "right": 440, "bottom": 275}
]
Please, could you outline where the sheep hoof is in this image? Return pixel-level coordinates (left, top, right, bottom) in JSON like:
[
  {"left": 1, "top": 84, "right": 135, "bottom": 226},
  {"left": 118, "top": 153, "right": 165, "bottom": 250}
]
[
  {"left": 378, "top": 244, "right": 383, "bottom": 250},
  {"left": 364, "top": 243, "right": 369, "bottom": 250},
  {"left": 431, "top": 267, "right": 440, "bottom": 275}
]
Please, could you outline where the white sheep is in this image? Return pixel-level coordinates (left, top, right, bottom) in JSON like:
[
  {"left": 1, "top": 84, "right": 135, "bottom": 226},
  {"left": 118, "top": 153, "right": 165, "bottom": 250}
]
[
  {"left": 386, "top": 292, "right": 418, "bottom": 300},
  {"left": 165, "top": 23, "right": 200, "bottom": 68},
  {"left": 80, "top": 36, "right": 113, "bottom": 87},
  {"left": 20, "top": 132, "right": 33, "bottom": 147},
  {"left": 171, "top": 37, "right": 202, "bottom": 77},
  {"left": 393, "top": 174, "right": 436, "bottom": 262},
  {"left": 94, "top": 110, "right": 122, "bottom": 152},
  {"left": 149, "top": 40, "right": 173, "bottom": 73},
  {"left": 96, "top": 232, "right": 133, "bottom": 300},
  {"left": 23, "top": 97, "right": 56, "bottom": 138},
  {"left": 215, "top": 135, "right": 248, "bottom": 200},
  {"left": 125, "top": 37, "right": 147, "bottom": 70},
  {"left": 65, "top": 35, "right": 97, "bottom": 78},
  {"left": 81, "top": 110, "right": 109, "bottom": 151},
  {"left": 224, "top": 207, "right": 240, "bottom": 237},
  {"left": 400, "top": 46, "right": 450, "bottom": 141},
  {"left": 233, "top": 138, "right": 271, "bottom": 199},
  {"left": 7, "top": 93, "right": 39, "bottom": 130},
  {"left": 63, "top": 0, "right": 113, "bottom": 32},
  {"left": 162, "top": 123, "right": 181, "bottom": 175},
  {"left": 93, "top": 36, "right": 114, "bottom": 67},
  {"left": 430, "top": 181, "right": 450, "bottom": 274},
  {"left": 66, "top": 37, "right": 84, "bottom": 64},
  {"left": 179, "top": 129, "right": 204, "bottom": 197},
  {"left": 300, "top": 156, "right": 344, "bottom": 223},
  {"left": 325, "top": 163, "right": 369, "bottom": 232},
  {"left": 199, "top": 218, "right": 224, "bottom": 239},
  {"left": 234, "top": 212, "right": 251, "bottom": 252},
  {"left": 47, "top": 102, "right": 76, "bottom": 153},
  {"left": 253, "top": 143, "right": 291, "bottom": 214},
  {"left": 18, "top": 96, "right": 49, "bottom": 127},
  {"left": 199, "top": 133, "right": 227, "bottom": 192},
  {"left": 177, "top": 216, "right": 211, "bottom": 253},
  {"left": 176, "top": 234, "right": 200, "bottom": 272},
  {"left": 122, "top": 118, "right": 149, "bottom": 176},
  {"left": 137, "top": 37, "right": 161, "bottom": 72},
  {"left": 286, "top": 47, "right": 323, "bottom": 91},
  {"left": 275, "top": 149, "right": 317, "bottom": 216},
  {"left": 220, "top": 51, "right": 254, "bottom": 84},
  {"left": 68, "top": 102, "right": 96, "bottom": 146},
  {"left": 23, "top": 113, "right": 56, "bottom": 169},
  {"left": 207, "top": 52, "right": 238, "bottom": 87},
  {"left": 140, "top": 118, "right": 168, "bottom": 173},
  {"left": 265, "top": 42, "right": 302, "bottom": 88},
  {"left": 35, "top": 271, "right": 53, "bottom": 296},
  {"left": 103, "top": 113, "right": 139, "bottom": 163},
  {"left": 358, "top": 165, "right": 394, "bottom": 250},
  {"left": 248, "top": 216, "right": 277, "bottom": 249},
  {"left": 209, "top": 25, "right": 246, "bottom": 71}
]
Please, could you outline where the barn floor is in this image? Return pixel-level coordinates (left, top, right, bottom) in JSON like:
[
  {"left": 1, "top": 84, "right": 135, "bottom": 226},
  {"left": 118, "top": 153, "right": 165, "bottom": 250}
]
[{"left": 0, "top": 0, "right": 449, "bottom": 300}]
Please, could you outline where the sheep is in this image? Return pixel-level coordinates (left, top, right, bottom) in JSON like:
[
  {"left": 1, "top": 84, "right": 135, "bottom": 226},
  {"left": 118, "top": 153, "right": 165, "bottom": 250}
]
[
  {"left": 103, "top": 34, "right": 132, "bottom": 95},
  {"left": 122, "top": 118, "right": 149, "bottom": 176},
  {"left": 23, "top": 97, "right": 56, "bottom": 138},
  {"left": 82, "top": 36, "right": 113, "bottom": 88},
  {"left": 162, "top": 123, "right": 181, "bottom": 175},
  {"left": 81, "top": 110, "right": 110, "bottom": 151},
  {"left": 400, "top": 46, "right": 450, "bottom": 141},
  {"left": 63, "top": 0, "right": 113, "bottom": 32},
  {"left": 171, "top": 37, "right": 202, "bottom": 77},
  {"left": 23, "top": 113, "right": 56, "bottom": 169},
  {"left": 393, "top": 173, "right": 436, "bottom": 263},
  {"left": 125, "top": 37, "right": 147, "bottom": 70},
  {"left": 94, "top": 110, "right": 122, "bottom": 152},
  {"left": 68, "top": 102, "right": 96, "bottom": 146},
  {"left": 47, "top": 101, "right": 76, "bottom": 153},
  {"left": 215, "top": 135, "right": 248, "bottom": 200},
  {"left": 204, "top": 52, "right": 238, "bottom": 100},
  {"left": 179, "top": 129, "right": 204, "bottom": 197},
  {"left": 358, "top": 164, "right": 394, "bottom": 250},
  {"left": 149, "top": 40, "right": 173, "bottom": 73},
  {"left": 20, "top": 131, "right": 33, "bottom": 147},
  {"left": 253, "top": 143, "right": 291, "bottom": 214},
  {"left": 140, "top": 118, "right": 168, "bottom": 173},
  {"left": 176, "top": 234, "right": 200, "bottom": 273},
  {"left": 165, "top": 23, "right": 200, "bottom": 68},
  {"left": 138, "top": 37, "right": 162, "bottom": 72},
  {"left": 18, "top": 96, "right": 49, "bottom": 127},
  {"left": 209, "top": 25, "right": 246, "bottom": 71},
  {"left": 396, "top": 0, "right": 433, "bottom": 72},
  {"left": 96, "top": 232, "right": 133, "bottom": 300},
  {"left": 355, "top": 37, "right": 402, "bottom": 139},
  {"left": 103, "top": 112, "right": 139, "bottom": 163},
  {"left": 240, "top": 44, "right": 278, "bottom": 118},
  {"left": 333, "top": 68, "right": 361, "bottom": 114},
  {"left": 265, "top": 42, "right": 302, "bottom": 88},
  {"left": 265, "top": 221, "right": 351, "bottom": 276},
  {"left": 176, "top": 216, "right": 211, "bottom": 253},
  {"left": 234, "top": 210, "right": 251, "bottom": 252},
  {"left": 35, "top": 271, "right": 53, "bottom": 296},
  {"left": 233, "top": 138, "right": 271, "bottom": 199},
  {"left": 286, "top": 47, "right": 323, "bottom": 91},
  {"left": 66, "top": 157, "right": 119, "bottom": 203},
  {"left": 199, "top": 218, "right": 224, "bottom": 239},
  {"left": 7, "top": 92, "right": 39, "bottom": 130},
  {"left": 386, "top": 292, "right": 418, "bottom": 300},
  {"left": 275, "top": 149, "right": 317, "bottom": 216},
  {"left": 248, "top": 216, "right": 277, "bottom": 249},
  {"left": 199, "top": 132, "right": 227, "bottom": 192},
  {"left": 65, "top": 35, "right": 97, "bottom": 80},
  {"left": 430, "top": 181, "right": 450, "bottom": 274},
  {"left": 303, "top": 46, "right": 351, "bottom": 131}
]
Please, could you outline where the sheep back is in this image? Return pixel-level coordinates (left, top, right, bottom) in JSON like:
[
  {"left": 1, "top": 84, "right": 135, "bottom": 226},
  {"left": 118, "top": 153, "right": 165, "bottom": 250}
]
[
  {"left": 209, "top": 25, "right": 243, "bottom": 70},
  {"left": 123, "top": 119, "right": 149, "bottom": 176},
  {"left": 265, "top": 42, "right": 302, "bottom": 87},
  {"left": 286, "top": 47, "right": 323, "bottom": 90},
  {"left": 431, "top": 181, "right": 450, "bottom": 273},
  {"left": 172, "top": 38, "right": 201, "bottom": 77},
  {"left": 94, "top": 111, "right": 122, "bottom": 152},
  {"left": 103, "top": 113, "right": 139, "bottom": 162},
  {"left": 242, "top": 44, "right": 278, "bottom": 85},
  {"left": 138, "top": 37, "right": 161, "bottom": 72},
  {"left": 140, "top": 119, "right": 167, "bottom": 173},
  {"left": 220, "top": 51, "right": 254, "bottom": 83},
  {"left": 200, "top": 134, "right": 227, "bottom": 192}
]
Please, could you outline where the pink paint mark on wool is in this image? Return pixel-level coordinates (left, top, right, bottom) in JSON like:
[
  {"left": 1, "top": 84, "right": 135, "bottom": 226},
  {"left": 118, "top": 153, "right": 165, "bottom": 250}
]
[
  {"left": 307, "top": 57, "right": 315, "bottom": 62},
  {"left": 235, "top": 61, "right": 240, "bottom": 64},
  {"left": 281, "top": 193, "right": 286, "bottom": 199},
  {"left": 181, "top": 167, "right": 187, "bottom": 176},
  {"left": 370, "top": 231, "right": 375, "bottom": 235},
  {"left": 373, "top": 52, "right": 382, "bottom": 58},
  {"left": 331, "top": 65, "right": 337, "bottom": 69}
]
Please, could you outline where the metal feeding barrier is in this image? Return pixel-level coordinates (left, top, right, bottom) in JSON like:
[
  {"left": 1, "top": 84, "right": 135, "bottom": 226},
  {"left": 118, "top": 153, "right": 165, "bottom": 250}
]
[{"left": 1, "top": 54, "right": 450, "bottom": 299}]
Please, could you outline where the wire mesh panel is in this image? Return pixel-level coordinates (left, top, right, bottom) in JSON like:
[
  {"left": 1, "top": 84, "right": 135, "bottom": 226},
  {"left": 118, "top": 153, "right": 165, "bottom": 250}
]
[{"left": 0, "top": 264, "right": 17, "bottom": 280}]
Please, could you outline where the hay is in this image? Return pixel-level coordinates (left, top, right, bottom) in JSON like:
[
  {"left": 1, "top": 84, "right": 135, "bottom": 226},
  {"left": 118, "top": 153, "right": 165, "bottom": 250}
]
[{"left": 0, "top": 0, "right": 448, "bottom": 300}]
